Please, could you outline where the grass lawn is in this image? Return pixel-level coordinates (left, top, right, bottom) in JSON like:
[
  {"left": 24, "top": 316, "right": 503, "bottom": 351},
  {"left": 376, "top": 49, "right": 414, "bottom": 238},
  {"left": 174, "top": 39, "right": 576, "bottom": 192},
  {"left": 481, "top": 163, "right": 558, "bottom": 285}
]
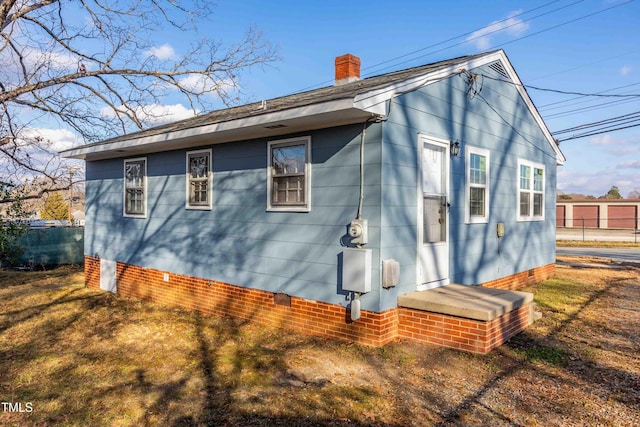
[{"left": 1, "top": 263, "right": 639, "bottom": 426}]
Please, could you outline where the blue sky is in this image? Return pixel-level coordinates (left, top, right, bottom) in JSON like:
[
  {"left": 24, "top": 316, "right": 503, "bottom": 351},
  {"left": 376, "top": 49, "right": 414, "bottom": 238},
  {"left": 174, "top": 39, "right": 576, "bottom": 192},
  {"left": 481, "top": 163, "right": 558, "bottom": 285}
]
[
  {"left": 207, "top": 0, "right": 640, "bottom": 198},
  {"left": 52, "top": 0, "right": 640, "bottom": 197}
]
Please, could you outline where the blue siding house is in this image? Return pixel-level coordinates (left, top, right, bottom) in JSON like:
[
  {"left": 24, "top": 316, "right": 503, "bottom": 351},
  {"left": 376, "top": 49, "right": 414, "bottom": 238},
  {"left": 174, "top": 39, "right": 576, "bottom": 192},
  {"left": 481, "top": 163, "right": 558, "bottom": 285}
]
[{"left": 63, "top": 50, "right": 565, "bottom": 351}]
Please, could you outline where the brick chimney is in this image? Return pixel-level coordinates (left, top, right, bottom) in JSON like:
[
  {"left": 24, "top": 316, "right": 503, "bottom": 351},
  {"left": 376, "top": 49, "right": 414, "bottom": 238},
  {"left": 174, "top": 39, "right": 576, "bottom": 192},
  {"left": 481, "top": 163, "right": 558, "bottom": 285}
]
[{"left": 335, "top": 54, "right": 360, "bottom": 85}]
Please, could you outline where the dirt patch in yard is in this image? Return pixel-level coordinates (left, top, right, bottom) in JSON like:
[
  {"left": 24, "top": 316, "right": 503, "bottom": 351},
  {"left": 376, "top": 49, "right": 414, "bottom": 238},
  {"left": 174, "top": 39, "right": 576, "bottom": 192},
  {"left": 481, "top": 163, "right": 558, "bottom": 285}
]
[{"left": 0, "top": 263, "right": 638, "bottom": 426}]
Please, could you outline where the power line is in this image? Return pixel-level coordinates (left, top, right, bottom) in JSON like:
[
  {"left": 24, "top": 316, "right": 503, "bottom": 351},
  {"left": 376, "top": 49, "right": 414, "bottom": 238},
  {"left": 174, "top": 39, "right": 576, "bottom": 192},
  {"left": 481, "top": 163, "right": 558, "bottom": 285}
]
[
  {"left": 553, "top": 111, "right": 640, "bottom": 135},
  {"left": 544, "top": 97, "right": 639, "bottom": 120},
  {"left": 475, "top": 70, "right": 640, "bottom": 142},
  {"left": 492, "top": 0, "right": 635, "bottom": 50},
  {"left": 481, "top": 73, "right": 640, "bottom": 98},
  {"left": 367, "top": 0, "right": 631, "bottom": 80},
  {"left": 290, "top": 0, "right": 583, "bottom": 94},
  {"left": 360, "top": 0, "right": 581, "bottom": 77},
  {"left": 538, "top": 80, "right": 640, "bottom": 110},
  {"left": 527, "top": 48, "right": 640, "bottom": 84},
  {"left": 381, "top": 83, "right": 561, "bottom": 163},
  {"left": 556, "top": 122, "right": 640, "bottom": 142}
]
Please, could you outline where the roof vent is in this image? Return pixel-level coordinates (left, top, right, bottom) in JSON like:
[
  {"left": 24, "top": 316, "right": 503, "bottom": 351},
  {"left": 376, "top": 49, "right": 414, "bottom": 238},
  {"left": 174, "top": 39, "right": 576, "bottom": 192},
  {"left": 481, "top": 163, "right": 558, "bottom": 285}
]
[
  {"left": 335, "top": 54, "right": 360, "bottom": 85},
  {"left": 488, "top": 61, "right": 509, "bottom": 79}
]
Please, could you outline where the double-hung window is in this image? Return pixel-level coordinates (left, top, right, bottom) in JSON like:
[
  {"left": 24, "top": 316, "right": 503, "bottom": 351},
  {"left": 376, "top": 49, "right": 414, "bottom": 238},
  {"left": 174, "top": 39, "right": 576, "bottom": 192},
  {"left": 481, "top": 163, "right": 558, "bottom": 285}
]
[
  {"left": 186, "top": 149, "right": 212, "bottom": 209},
  {"left": 124, "top": 158, "right": 146, "bottom": 217},
  {"left": 465, "top": 146, "right": 490, "bottom": 223},
  {"left": 267, "top": 137, "right": 311, "bottom": 212},
  {"left": 518, "top": 160, "right": 545, "bottom": 221}
]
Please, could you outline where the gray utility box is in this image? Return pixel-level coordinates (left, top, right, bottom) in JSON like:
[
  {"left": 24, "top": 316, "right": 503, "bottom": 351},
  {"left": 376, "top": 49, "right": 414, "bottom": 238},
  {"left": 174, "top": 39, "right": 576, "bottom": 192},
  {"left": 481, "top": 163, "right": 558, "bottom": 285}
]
[{"left": 342, "top": 247, "right": 372, "bottom": 293}]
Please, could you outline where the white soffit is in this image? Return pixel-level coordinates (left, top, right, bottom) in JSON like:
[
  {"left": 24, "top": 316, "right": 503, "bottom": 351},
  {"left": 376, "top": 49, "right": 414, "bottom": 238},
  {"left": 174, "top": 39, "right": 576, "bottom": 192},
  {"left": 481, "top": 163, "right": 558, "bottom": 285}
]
[{"left": 61, "top": 98, "right": 373, "bottom": 160}]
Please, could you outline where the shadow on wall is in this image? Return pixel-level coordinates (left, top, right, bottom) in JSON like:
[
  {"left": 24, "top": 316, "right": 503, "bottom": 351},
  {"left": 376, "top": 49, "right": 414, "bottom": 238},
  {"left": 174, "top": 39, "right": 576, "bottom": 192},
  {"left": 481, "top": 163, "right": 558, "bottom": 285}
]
[
  {"left": 86, "top": 124, "right": 380, "bottom": 306},
  {"left": 389, "top": 64, "right": 555, "bottom": 287}
]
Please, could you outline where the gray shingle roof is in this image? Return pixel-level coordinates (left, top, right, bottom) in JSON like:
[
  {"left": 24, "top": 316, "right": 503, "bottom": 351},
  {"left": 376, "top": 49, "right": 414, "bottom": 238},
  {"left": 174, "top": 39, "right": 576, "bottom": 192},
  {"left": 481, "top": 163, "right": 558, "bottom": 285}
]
[{"left": 74, "top": 51, "right": 495, "bottom": 150}]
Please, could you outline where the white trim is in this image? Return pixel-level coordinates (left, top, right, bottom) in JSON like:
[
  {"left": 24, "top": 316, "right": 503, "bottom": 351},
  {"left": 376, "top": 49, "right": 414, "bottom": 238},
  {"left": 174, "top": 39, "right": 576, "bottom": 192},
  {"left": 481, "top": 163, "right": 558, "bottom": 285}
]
[
  {"left": 517, "top": 159, "right": 545, "bottom": 222},
  {"left": 355, "top": 58, "right": 491, "bottom": 114},
  {"left": 465, "top": 146, "right": 490, "bottom": 224},
  {"left": 416, "top": 278, "right": 449, "bottom": 292},
  {"left": 123, "top": 157, "right": 147, "bottom": 219},
  {"left": 354, "top": 50, "right": 565, "bottom": 165},
  {"left": 266, "top": 136, "right": 311, "bottom": 212},
  {"left": 185, "top": 148, "right": 213, "bottom": 210},
  {"left": 488, "top": 52, "right": 565, "bottom": 165},
  {"left": 416, "top": 134, "right": 450, "bottom": 289},
  {"left": 61, "top": 51, "right": 564, "bottom": 166},
  {"left": 60, "top": 99, "right": 365, "bottom": 160}
]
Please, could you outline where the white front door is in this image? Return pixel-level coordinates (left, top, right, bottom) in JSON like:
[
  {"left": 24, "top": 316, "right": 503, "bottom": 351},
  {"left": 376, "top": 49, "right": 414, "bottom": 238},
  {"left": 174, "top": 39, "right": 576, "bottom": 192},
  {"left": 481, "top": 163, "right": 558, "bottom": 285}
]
[{"left": 417, "top": 136, "right": 450, "bottom": 290}]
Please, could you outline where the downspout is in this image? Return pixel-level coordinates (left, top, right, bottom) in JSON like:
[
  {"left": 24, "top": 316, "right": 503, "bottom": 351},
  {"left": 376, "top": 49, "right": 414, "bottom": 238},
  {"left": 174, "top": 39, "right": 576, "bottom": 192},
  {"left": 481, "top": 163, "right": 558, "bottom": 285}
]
[
  {"left": 357, "top": 117, "right": 375, "bottom": 220},
  {"left": 357, "top": 96, "right": 394, "bottom": 220}
]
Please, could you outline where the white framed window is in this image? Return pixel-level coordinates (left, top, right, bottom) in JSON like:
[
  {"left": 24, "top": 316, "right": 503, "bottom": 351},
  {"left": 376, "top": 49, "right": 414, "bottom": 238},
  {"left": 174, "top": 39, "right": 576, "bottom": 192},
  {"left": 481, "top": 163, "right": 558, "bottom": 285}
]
[
  {"left": 465, "top": 146, "right": 490, "bottom": 224},
  {"left": 186, "top": 149, "right": 212, "bottom": 210},
  {"left": 517, "top": 159, "right": 545, "bottom": 221},
  {"left": 267, "top": 136, "right": 311, "bottom": 212},
  {"left": 123, "top": 157, "right": 147, "bottom": 218}
]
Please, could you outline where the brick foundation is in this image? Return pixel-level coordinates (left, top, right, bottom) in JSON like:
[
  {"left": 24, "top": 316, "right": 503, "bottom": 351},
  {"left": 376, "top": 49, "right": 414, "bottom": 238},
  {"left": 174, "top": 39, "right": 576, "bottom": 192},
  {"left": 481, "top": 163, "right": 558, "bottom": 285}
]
[
  {"left": 85, "top": 255, "right": 101, "bottom": 290},
  {"left": 84, "top": 256, "right": 552, "bottom": 353},
  {"left": 481, "top": 263, "right": 555, "bottom": 290},
  {"left": 397, "top": 303, "right": 533, "bottom": 353},
  {"left": 114, "top": 261, "right": 398, "bottom": 347}
]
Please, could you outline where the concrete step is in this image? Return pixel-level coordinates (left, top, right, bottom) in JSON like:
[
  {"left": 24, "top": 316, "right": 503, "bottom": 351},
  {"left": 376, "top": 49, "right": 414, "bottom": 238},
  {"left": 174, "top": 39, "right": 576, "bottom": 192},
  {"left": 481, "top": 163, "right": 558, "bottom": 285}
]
[{"left": 398, "top": 284, "right": 534, "bottom": 322}]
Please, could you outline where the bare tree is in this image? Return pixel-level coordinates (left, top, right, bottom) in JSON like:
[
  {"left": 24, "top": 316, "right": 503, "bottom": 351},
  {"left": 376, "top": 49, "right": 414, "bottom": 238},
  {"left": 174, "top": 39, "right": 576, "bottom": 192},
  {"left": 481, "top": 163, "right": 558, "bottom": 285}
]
[{"left": 0, "top": 0, "right": 278, "bottom": 202}]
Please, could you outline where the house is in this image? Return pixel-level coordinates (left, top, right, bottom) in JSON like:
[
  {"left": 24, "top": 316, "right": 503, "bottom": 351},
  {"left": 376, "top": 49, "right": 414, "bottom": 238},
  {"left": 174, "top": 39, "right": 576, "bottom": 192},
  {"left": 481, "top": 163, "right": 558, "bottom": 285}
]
[{"left": 61, "top": 49, "right": 565, "bottom": 353}]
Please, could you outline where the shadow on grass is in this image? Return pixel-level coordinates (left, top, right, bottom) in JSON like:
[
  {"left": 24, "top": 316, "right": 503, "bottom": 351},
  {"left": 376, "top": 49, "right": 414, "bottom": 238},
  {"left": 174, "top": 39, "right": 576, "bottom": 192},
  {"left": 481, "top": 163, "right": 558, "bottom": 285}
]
[
  {"left": 432, "top": 266, "right": 640, "bottom": 426},
  {"left": 2, "top": 265, "right": 638, "bottom": 426},
  {"left": 2, "top": 270, "right": 391, "bottom": 426}
]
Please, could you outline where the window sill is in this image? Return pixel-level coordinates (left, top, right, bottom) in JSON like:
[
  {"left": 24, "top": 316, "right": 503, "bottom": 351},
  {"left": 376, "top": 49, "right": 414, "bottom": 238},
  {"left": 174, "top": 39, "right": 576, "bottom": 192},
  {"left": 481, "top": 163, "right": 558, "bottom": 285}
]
[
  {"left": 465, "top": 217, "right": 489, "bottom": 224},
  {"left": 517, "top": 216, "right": 545, "bottom": 222},
  {"left": 123, "top": 213, "right": 147, "bottom": 219},
  {"left": 267, "top": 206, "right": 310, "bottom": 213},
  {"left": 186, "top": 205, "right": 212, "bottom": 211}
]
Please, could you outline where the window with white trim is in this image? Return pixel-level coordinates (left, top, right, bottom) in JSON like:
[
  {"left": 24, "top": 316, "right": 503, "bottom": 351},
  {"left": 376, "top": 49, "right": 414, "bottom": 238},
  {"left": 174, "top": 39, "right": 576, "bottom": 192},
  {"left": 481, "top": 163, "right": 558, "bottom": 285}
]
[
  {"left": 465, "top": 146, "right": 490, "bottom": 223},
  {"left": 267, "top": 137, "right": 310, "bottom": 211},
  {"left": 124, "top": 158, "right": 146, "bottom": 217},
  {"left": 186, "top": 149, "right": 212, "bottom": 209},
  {"left": 518, "top": 160, "right": 545, "bottom": 221}
]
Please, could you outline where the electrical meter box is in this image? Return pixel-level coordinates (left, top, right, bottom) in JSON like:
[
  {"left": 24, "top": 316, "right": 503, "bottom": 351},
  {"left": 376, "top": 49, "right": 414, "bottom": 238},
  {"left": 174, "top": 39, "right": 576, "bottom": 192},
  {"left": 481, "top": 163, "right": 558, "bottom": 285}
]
[
  {"left": 497, "top": 223, "right": 505, "bottom": 238},
  {"left": 348, "top": 218, "right": 368, "bottom": 245},
  {"left": 342, "top": 247, "right": 372, "bottom": 293}
]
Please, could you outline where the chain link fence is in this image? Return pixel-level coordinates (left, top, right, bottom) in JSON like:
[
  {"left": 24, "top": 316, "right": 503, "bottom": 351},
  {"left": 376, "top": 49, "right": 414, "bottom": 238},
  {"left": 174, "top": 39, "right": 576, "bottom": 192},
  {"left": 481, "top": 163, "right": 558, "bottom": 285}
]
[{"left": 557, "top": 217, "right": 639, "bottom": 242}]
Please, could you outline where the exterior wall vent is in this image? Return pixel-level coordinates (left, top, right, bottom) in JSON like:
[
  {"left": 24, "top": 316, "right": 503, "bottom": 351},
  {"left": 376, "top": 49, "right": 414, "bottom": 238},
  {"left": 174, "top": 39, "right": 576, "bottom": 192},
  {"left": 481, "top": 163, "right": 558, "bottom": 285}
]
[
  {"left": 488, "top": 61, "right": 509, "bottom": 79},
  {"left": 264, "top": 124, "right": 287, "bottom": 129}
]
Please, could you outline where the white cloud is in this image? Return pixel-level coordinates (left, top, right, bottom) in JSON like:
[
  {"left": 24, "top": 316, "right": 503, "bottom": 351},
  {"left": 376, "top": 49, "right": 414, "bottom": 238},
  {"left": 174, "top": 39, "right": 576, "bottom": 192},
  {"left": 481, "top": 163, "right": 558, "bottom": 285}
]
[
  {"left": 22, "top": 47, "right": 81, "bottom": 71},
  {"left": 620, "top": 65, "right": 632, "bottom": 76},
  {"left": 588, "top": 134, "right": 639, "bottom": 154},
  {"left": 101, "top": 103, "right": 199, "bottom": 126},
  {"left": 617, "top": 159, "right": 640, "bottom": 169},
  {"left": 588, "top": 134, "right": 619, "bottom": 146},
  {"left": 466, "top": 11, "right": 529, "bottom": 50},
  {"left": 20, "top": 127, "right": 81, "bottom": 152},
  {"left": 145, "top": 44, "right": 177, "bottom": 60},
  {"left": 178, "top": 74, "right": 234, "bottom": 93},
  {"left": 557, "top": 167, "right": 640, "bottom": 198}
]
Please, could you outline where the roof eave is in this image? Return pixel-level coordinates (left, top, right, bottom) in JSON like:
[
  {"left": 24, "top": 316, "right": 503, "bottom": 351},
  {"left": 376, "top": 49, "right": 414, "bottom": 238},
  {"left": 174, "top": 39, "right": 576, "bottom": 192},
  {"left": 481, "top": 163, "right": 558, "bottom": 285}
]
[{"left": 60, "top": 98, "right": 377, "bottom": 161}]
